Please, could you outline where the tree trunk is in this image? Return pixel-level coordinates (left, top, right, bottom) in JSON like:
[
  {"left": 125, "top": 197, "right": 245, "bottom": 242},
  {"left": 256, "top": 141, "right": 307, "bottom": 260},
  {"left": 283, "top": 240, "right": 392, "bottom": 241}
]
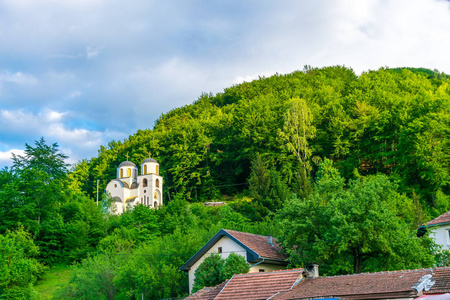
[{"left": 353, "top": 247, "right": 362, "bottom": 274}]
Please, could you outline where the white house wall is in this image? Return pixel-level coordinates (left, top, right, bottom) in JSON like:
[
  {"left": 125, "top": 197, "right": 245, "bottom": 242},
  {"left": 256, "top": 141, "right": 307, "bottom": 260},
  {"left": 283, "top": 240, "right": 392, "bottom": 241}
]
[
  {"left": 430, "top": 224, "right": 450, "bottom": 250},
  {"left": 249, "top": 263, "right": 286, "bottom": 273}
]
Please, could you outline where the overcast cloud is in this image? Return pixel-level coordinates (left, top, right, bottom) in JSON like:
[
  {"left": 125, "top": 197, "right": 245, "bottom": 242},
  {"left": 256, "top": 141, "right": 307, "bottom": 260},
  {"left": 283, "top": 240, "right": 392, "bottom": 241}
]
[{"left": 1, "top": 0, "right": 450, "bottom": 168}]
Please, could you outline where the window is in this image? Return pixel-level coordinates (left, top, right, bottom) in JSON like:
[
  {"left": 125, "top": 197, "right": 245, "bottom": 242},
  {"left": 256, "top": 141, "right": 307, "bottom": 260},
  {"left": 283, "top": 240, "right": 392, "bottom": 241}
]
[
  {"left": 143, "top": 178, "right": 148, "bottom": 187},
  {"left": 127, "top": 168, "right": 131, "bottom": 177},
  {"left": 144, "top": 189, "right": 146, "bottom": 193},
  {"left": 134, "top": 170, "right": 137, "bottom": 178},
  {"left": 259, "top": 269, "right": 265, "bottom": 272},
  {"left": 154, "top": 192, "right": 158, "bottom": 199},
  {"left": 156, "top": 165, "right": 159, "bottom": 175},
  {"left": 154, "top": 201, "right": 158, "bottom": 208},
  {"left": 120, "top": 169, "right": 123, "bottom": 178},
  {"left": 144, "top": 165, "right": 147, "bottom": 174},
  {"left": 218, "top": 247, "right": 222, "bottom": 254},
  {"left": 156, "top": 179, "right": 159, "bottom": 188},
  {"left": 114, "top": 184, "right": 117, "bottom": 188}
]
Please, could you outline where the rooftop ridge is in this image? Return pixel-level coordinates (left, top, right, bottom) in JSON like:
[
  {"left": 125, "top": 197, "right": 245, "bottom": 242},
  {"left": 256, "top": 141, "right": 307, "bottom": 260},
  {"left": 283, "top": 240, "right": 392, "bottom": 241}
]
[
  {"left": 232, "top": 268, "right": 303, "bottom": 278},
  {"left": 320, "top": 268, "right": 433, "bottom": 279},
  {"left": 224, "top": 229, "right": 278, "bottom": 239}
]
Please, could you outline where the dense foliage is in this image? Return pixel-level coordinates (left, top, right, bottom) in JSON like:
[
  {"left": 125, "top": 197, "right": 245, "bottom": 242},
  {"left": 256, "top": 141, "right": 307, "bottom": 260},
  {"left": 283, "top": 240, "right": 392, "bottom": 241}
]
[
  {"left": 77, "top": 67, "right": 449, "bottom": 213},
  {"left": 0, "top": 66, "right": 449, "bottom": 298},
  {"left": 192, "top": 252, "right": 249, "bottom": 293}
]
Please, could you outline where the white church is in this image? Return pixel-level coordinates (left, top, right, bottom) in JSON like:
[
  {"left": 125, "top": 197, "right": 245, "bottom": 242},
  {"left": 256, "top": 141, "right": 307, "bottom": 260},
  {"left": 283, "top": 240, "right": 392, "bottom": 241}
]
[{"left": 105, "top": 154, "right": 163, "bottom": 214}]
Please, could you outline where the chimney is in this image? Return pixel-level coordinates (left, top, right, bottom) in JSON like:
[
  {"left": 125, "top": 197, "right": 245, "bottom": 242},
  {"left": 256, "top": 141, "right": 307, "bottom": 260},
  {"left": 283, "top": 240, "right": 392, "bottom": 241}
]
[
  {"left": 268, "top": 235, "right": 273, "bottom": 246},
  {"left": 304, "top": 264, "right": 319, "bottom": 278}
]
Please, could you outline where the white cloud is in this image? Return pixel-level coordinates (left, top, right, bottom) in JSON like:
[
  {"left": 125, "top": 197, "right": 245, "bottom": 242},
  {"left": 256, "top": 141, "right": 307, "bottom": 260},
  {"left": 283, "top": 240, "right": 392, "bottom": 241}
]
[
  {"left": 1, "top": 0, "right": 450, "bottom": 169},
  {"left": 0, "top": 71, "right": 37, "bottom": 85},
  {"left": 0, "top": 149, "right": 24, "bottom": 168}
]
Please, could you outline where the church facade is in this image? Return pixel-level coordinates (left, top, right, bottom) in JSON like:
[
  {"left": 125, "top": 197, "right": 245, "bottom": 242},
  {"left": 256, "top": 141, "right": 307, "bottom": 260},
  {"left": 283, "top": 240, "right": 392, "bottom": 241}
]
[{"left": 105, "top": 156, "right": 163, "bottom": 214}]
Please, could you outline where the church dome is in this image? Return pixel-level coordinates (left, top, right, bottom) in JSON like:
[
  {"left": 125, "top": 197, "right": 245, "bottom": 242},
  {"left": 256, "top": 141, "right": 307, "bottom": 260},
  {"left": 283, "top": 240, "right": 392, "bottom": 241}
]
[
  {"left": 143, "top": 158, "right": 158, "bottom": 164},
  {"left": 119, "top": 161, "right": 136, "bottom": 168}
]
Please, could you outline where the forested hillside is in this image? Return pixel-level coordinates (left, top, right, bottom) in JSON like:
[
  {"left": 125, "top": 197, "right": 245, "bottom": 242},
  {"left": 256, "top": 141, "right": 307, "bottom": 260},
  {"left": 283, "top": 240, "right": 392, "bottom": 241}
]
[
  {"left": 76, "top": 66, "right": 449, "bottom": 214},
  {"left": 1, "top": 66, "right": 449, "bottom": 299}
]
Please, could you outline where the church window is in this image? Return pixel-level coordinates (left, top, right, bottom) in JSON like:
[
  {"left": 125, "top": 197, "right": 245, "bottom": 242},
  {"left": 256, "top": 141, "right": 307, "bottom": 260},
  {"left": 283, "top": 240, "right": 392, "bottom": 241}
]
[
  {"left": 143, "top": 179, "right": 148, "bottom": 187},
  {"left": 134, "top": 170, "right": 137, "bottom": 178},
  {"left": 156, "top": 165, "right": 159, "bottom": 175},
  {"left": 155, "top": 179, "right": 159, "bottom": 188},
  {"left": 154, "top": 201, "right": 158, "bottom": 208},
  {"left": 144, "top": 165, "right": 147, "bottom": 174},
  {"left": 120, "top": 169, "right": 123, "bottom": 178},
  {"left": 114, "top": 184, "right": 117, "bottom": 188},
  {"left": 154, "top": 192, "right": 158, "bottom": 199},
  {"left": 144, "top": 189, "right": 146, "bottom": 193},
  {"left": 127, "top": 168, "right": 131, "bottom": 177}
]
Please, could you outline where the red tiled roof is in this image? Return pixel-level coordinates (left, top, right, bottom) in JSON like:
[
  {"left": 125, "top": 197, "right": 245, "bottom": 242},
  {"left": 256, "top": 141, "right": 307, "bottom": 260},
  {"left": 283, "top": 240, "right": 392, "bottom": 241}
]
[
  {"left": 274, "top": 269, "right": 432, "bottom": 300},
  {"left": 224, "top": 230, "right": 288, "bottom": 261},
  {"left": 427, "top": 212, "right": 450, "bottom": 226},
  {"left": 215, "top": 269, "right": 303, "bottom": 300},
  {"left": 426, "top": 267, "right": 450, "bottom": 294},
  {"left": 185, "top": 281, "right": 228, "bottom": 300}
]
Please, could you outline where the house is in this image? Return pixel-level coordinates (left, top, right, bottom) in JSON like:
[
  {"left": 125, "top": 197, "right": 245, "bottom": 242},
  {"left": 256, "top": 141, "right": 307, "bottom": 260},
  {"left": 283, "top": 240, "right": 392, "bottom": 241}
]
[
  {"left": 185, "top": 268, "right": 304, "bottom": 300},
  {"left": 105, "top": 154, "right": 163, "bottom": 214},
  {"left": 418, "top": 211, "right": 450, "bottom": 250},
  {"left": 185, "top": 267, "right": 450, "bottom": 300},
  {"left": 180, "top": 229, "right": 289, "bottom": 294}
]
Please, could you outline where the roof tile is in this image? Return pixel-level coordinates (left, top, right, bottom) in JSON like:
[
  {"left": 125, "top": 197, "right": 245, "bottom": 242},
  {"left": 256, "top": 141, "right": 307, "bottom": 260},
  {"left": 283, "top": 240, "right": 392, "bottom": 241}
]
[
  {"left": 426, "top": 267, "right": 450, "bottom": 294},
  {"left": 185, "top": 281, "right": 228, "bottom": 300},
  {"left": 224, "top": 230, "right": 288, "bottom": 261},
  {"left": 427, "top": 211, "right": 450, "bottom": 226},
  {"left": 274, "top": 269, "right": 432, "bottom": 299},
  {"left": 215, "top": 269, "right": 303, "bottom": 300}
]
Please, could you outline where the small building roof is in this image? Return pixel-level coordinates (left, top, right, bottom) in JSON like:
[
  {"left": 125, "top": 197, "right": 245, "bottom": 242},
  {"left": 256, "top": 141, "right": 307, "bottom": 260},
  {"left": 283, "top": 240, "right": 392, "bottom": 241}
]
[
  {"left": 425, "top": 267, "right": 450, "bottom": 294},
  {"left": 215, "top": 269, "right": 303, "bottom": 300},
  {"left": 426, "top": 211, "right": 450, "bottom": 227},
  {"left": 118, "top": 161, "right": 136, "bottom": 168},
  {"left": 180, "top": 229, "right": 288, "bottom": 272},
  {"left": 185, "top": 281, "right": 229, "bottom": 300},
  {"left": 273, "top": 269, "right": 434, "bottom": 300}
]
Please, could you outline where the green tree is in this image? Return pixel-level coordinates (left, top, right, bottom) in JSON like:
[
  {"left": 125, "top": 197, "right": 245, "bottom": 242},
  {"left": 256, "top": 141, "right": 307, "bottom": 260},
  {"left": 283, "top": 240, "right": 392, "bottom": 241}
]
[
  {"left": 53, "top": 254, "right": 118, "bottom": 300},
  {"left": 279, "top": 97, "right": 316, "bottom": 198},
  {"left": 0, "top": 227, "right": 46, "bottom": 299},
  {"left": 12, "top": 137, "right": 69, "bottom": 179},
  {"left": 192, "top": 253, "right": 224, "bottom": 293},
  {"left": 277, "top": 159, "right": 435, "bottom": 275},
  {"left": 221, "top": 252, "right": 249, "bottom": 281}
]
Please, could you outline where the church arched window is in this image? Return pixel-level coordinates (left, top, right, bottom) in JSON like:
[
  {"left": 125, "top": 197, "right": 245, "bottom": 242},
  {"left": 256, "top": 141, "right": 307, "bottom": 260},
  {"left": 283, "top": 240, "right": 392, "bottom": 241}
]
[
  {"left": 155, "top": 179, "right": 159, "bottom": 188},
  {"left": 156, "top": 165, "right": 159, "bottom": 175},
  {"left": 127, "top": 168, "right": 131, "bottom": 177},
  {"left": 144, "top": 165, "right": 147, "bottom": 174},
  {"left": 134, "top": 170, "right": 137, "bottom": 178},
  {"left": 154, "top": 192, "right": 158, "bottom": 199},
  {"left": 154, "top": 201, "right": 158, "bottom": 208},
  {"left": 143, "top": 178, "right": 148, "bottom": 187},
  {"left": 120, "top": 169, "right": 123, "bottom": 178}
]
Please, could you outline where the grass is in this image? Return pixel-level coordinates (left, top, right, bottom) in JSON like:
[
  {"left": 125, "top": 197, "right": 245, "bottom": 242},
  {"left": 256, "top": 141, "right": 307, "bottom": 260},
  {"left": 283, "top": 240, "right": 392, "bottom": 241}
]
[{"left": 34, "top": 264, "right": 73, "bottom": 300}]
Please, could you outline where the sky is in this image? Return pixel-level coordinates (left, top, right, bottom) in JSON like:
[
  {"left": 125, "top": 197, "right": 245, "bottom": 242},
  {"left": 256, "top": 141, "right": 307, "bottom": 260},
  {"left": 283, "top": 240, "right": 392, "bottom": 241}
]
[{"left": 1, "top": 0, "right": 450, "bottom": 169}]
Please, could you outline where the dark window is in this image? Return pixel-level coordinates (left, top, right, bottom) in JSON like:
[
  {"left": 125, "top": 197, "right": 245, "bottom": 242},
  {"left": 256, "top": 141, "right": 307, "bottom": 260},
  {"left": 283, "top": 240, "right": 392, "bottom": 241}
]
[
  {"left": 259, "top": 269, "right": 265, "bottom": 272},
  {"left": 218, "top": 247, "right": 222, "bottom": 254},
  {"left": 143, "top": 178, "right": 148, "bottom": 187}
]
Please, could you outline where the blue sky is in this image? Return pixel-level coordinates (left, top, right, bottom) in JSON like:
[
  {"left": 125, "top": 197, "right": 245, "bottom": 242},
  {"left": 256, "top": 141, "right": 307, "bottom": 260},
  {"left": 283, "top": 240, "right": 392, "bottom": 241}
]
[{"left": 1, "top": 0, "right": 450, "bottom": 168}]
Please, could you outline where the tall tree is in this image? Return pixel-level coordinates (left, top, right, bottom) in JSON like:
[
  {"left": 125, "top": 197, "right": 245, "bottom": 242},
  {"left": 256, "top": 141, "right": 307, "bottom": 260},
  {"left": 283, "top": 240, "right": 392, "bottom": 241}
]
[{"left": 279, "top": 97, "right": 316, "bottom": 198}]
